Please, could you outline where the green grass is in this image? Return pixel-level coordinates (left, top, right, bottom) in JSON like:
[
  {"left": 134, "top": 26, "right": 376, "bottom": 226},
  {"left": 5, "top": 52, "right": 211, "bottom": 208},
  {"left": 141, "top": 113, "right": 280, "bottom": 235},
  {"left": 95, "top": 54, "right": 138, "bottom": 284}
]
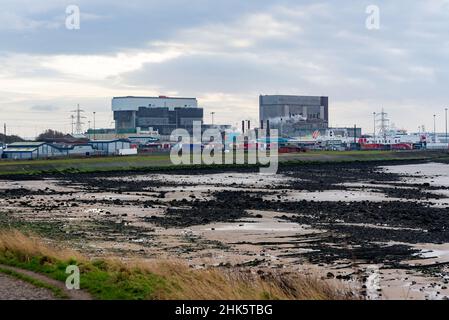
[
  {"left": 0, "top": 229, "right": 167, "bottom": 300},
  {"left": 0, "top": 154, "right": 170, "bottom": 167},
  {"left": 0, "top": 154, "right": 172, "bottom": 176},
  {"left": 0, "top": 252, "right": 167, "bottom": 300},
  {"left": 0, "top": 266, "right": 68, "bottom": 299},
  {"left": 0, "top": 150, "right": 447, "bottom": 176}
]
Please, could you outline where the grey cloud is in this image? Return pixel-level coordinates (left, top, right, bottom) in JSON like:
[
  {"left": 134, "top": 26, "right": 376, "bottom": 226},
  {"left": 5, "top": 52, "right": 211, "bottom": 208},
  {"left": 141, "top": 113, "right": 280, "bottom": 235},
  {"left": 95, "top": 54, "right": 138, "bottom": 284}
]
[
  {"left": 0, "top": 0, "right": 279, "bottom": 54},
  {"left": 30, "top": 104, "right": 60, "bottom": 111},
  {"left": 1, "top": 0, "right": 449, "bottom": 136}
]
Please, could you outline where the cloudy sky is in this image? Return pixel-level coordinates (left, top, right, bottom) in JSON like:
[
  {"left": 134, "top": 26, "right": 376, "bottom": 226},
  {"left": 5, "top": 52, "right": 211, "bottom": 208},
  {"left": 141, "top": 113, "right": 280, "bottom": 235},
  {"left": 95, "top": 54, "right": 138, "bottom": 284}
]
[{"left": 1, "top": 0, "right": 449, "bottom": 138}]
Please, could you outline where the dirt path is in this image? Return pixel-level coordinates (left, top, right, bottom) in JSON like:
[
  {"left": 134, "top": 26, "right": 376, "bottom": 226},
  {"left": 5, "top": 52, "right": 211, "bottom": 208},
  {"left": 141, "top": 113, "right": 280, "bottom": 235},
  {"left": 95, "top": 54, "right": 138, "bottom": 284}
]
[
  {"left": 0, "top": 273, "right": 55, "bottom": 300},
  {"left": 0, "top": 264, "right": 92, "bottom": 300}
]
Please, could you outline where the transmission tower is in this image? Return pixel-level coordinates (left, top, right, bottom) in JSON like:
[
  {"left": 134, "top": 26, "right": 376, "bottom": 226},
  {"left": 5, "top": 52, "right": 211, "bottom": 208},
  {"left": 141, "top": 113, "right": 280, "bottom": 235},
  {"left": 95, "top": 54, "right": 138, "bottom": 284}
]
[
  {"left": 375, "top": 108, "right": 390, "bottom": 139},
  {"left": 71, "top": 104, "right": 86, "bottom": 135}
]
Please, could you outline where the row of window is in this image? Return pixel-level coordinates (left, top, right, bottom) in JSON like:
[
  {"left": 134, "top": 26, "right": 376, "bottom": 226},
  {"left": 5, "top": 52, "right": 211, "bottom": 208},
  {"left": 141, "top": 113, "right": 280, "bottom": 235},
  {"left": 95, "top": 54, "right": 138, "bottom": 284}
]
[
  {"left": 373, "top": 139, "right": 401, "bottom": 144},
  {"left": 289, "top": 113, "right": 322, "bottom": 119}
]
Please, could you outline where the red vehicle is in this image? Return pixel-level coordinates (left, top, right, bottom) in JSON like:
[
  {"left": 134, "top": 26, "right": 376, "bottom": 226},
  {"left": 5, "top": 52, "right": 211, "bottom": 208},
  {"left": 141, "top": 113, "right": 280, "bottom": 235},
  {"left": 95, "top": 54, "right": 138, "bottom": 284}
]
[
  {"left": 358, "top": 137, "right": 413, "bottom": 151},
  {"left": 278, "top": 145, "right": 307, "bottom": 153}
]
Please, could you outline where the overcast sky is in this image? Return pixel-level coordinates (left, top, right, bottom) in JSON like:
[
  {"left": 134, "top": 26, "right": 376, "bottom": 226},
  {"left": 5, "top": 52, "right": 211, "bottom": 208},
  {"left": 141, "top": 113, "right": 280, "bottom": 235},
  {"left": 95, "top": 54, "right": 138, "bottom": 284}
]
[{"left": 1, "top": 0, "right": 449, "bottom": 138}]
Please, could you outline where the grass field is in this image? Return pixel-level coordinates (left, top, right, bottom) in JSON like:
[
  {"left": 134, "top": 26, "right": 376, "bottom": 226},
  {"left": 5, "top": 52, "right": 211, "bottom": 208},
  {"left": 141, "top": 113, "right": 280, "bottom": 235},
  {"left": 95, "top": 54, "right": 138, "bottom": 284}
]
[
  {"left": 0, "top": 150, "right": 448, "bottom": 176},
  {"left": 0, "top": 154, "right": 172, "bottom": 175}
]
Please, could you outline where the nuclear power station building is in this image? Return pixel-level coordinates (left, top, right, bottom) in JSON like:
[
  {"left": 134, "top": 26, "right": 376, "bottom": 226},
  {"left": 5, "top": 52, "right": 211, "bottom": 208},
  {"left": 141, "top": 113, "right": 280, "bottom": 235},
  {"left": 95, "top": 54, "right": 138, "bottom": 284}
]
[
  {"left": 112, "top": 96, "right": 203, "bottom": 135},
  {"left": 259, "top": 95, "right": 330, "bottom": 136}
]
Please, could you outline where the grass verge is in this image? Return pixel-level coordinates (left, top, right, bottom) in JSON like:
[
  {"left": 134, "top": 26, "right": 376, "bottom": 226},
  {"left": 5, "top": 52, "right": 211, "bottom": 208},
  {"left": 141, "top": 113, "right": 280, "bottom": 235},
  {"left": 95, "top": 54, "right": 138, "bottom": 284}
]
[
  {"left": 0, "top": 150, "right": 447, "bottom": 177},
  {"left": 0, "top": 229, "right": 354, "bottom": 300}
]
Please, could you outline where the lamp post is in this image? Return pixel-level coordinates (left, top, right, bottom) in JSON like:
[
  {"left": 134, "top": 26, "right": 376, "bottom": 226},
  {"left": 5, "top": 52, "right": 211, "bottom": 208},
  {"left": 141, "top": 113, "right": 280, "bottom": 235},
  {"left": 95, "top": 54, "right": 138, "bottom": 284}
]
[
  {"left": 373, "top": 112, "right": 376, "bottom": 143},
  {"left": 211, "top": 112, "right": 215, "bottom": 126},
  {"left": 93, "top": 111, "right": 96, "bottom": 141}
]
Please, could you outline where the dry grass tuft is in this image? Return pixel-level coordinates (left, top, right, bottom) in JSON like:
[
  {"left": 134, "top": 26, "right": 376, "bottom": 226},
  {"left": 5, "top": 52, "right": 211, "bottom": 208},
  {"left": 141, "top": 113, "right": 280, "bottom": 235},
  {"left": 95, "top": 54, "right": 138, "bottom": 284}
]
[
  {"left": 0, "top": 229, "right": 83, "bottom": 262},
  {"left": 151, "top": 262, "right": 352, "bottom": 300},
  {"left": 107, "top": 259, "right": 355, "bottom": 300}
]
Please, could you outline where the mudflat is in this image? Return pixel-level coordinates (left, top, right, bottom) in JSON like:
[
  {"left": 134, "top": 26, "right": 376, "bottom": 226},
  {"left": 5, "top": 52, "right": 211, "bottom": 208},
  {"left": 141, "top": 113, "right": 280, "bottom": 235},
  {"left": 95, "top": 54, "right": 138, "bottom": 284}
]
[{"left": 1, "top": 158, "right": 449, "bottom": 299}]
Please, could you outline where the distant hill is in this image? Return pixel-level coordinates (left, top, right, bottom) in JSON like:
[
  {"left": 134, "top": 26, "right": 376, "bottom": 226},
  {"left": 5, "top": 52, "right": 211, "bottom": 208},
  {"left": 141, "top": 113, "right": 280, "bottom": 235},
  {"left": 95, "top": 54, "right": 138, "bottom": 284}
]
[{"left": 0, "top": 133, "right": 25, "bottom": 144}]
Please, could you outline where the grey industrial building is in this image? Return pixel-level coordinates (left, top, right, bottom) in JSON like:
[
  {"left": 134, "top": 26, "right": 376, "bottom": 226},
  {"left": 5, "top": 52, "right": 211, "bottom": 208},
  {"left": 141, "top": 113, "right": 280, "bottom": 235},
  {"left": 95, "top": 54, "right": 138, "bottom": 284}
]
[
  {"left": 1, "top": 142, "right": 62, "bottom": 160},
  {"left": 259, "top": 95, "right": 329, "bottom": 136},
  {"left": 1, "top": 140, "right": 131, "bottom": 160},
  {"left": 112, "top": 96, "right": 203, "bottom": 136}
]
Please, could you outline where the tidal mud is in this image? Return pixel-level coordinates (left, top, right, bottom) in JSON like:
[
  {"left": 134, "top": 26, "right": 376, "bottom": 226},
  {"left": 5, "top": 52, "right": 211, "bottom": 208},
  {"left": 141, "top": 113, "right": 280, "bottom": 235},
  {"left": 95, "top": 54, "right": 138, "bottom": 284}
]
[{"left": 1, "top": 159, "right": 449, "bottom": 299}]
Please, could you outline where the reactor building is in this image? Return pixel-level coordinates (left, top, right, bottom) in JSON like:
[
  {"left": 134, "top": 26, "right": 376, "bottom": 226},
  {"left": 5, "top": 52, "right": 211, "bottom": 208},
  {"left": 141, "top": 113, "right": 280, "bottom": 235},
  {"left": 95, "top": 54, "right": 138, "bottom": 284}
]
[
  {"left": 112, "top": 96, "right": 203, "bottom": 136},
  {"left": 259, "top": 95, "right": 329, "bottom": 136}
]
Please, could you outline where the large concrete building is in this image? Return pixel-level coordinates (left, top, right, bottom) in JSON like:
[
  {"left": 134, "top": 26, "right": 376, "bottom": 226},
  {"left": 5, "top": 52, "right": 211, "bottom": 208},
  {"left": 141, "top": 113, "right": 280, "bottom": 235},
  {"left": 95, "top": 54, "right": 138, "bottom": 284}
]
[
  {"left": 259, "top": 95, "right": 329, "bottom": 136},
  {"left": 112, "top": 96, "right": 203, "bottom": 136}
]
